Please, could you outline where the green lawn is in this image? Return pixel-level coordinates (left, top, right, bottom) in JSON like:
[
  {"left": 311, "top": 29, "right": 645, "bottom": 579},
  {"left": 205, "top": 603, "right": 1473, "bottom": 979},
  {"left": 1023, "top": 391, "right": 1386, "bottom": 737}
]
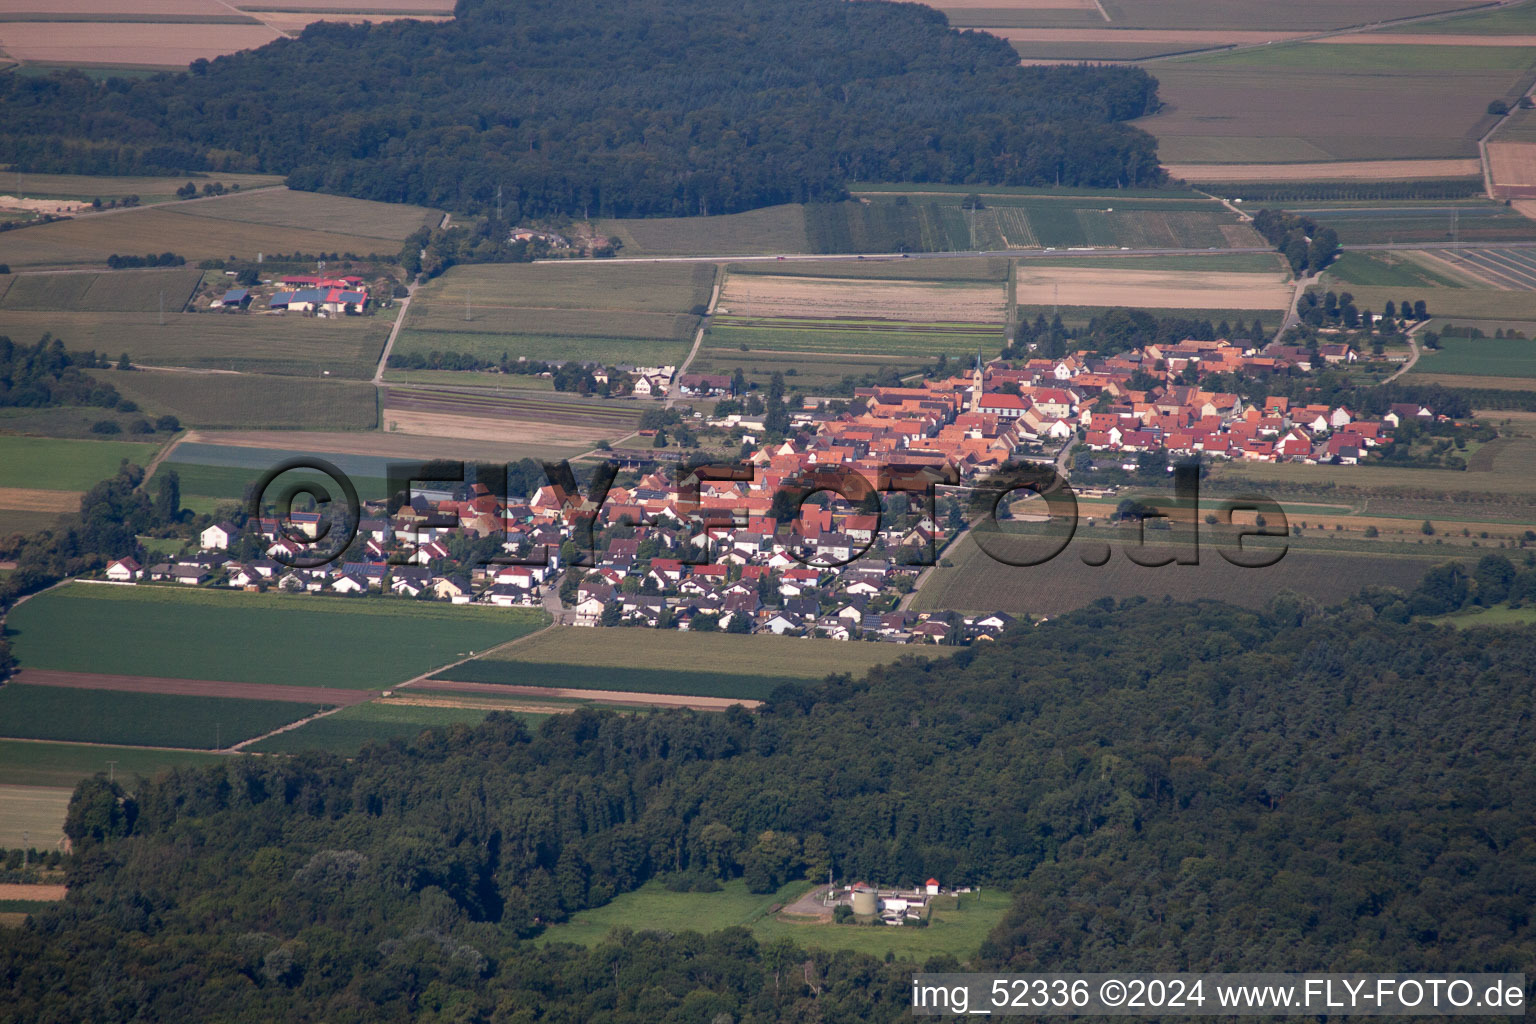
[
  {"left": 0, "top": 686, "right": 323, "bottom": 749},
  {"left": 541, "top": 878, "right": 1010, "bottom": 962},
  {"left": 0, "top": 435, "right": 162, "bottom": 491},
  {"left": 6, "top": 585, "right": 547, "bottom": 688},
  {"left": 247, "top": 701, "right": 508, "bottom": 756},
  {"left": 1428, "top": 603, "right": 1536, "bottom": 628}
]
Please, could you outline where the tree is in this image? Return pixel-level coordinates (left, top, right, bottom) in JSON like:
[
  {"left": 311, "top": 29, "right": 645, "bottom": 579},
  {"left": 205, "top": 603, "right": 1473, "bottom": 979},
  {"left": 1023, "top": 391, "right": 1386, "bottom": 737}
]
[
  {"left": 64, "top": 777, "right": 135, "bottom": 845},
  {"left": 1414, "top": 300, "right": 1428, "bottom": 320},
  {"left": 652, "top": 428, "right": 668, "bottom": 448},
  {"left": 154, "top": 469, "right": 181, "bottom": 524},
  {"left": 1488, "top": 99, "right": 1511, "bottom": 116},
  {"left": 1306, "top": 226, "right": 1339, "bottom": 272},
  {"left": 1474, "top": 553, "right": 1516, "bottom": 605},
  {"left": 118, "top": 352, "right": 133, "bottom": 371}
]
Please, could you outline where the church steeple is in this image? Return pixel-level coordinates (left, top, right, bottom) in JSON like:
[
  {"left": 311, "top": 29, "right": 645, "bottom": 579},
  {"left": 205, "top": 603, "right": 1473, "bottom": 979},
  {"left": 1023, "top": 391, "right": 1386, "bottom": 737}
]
[{"left": 969, "top": 350, "right": 983, "bottom": 414}]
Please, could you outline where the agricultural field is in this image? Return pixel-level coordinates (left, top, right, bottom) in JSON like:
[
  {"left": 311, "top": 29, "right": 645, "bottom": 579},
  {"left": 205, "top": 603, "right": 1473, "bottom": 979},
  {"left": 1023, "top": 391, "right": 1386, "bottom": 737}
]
[
  {"left": 0, "top": 784, "right": 70, "bottom": 849},
  {"left": 0, "top": 199, "right": 417, "bottom": 268},
  {"left": 169, "top": 187, "right": 442, "bottom": 239},
  {"left": 247, "top": 701, "right": 495, "bottom": 756},
  {"left": 1325, "top": 283, "right": 1536, "bottom": 321},
  {"left": 0, "top": 435, "right": 161, "bottom": 491},
  {"left": 719, "top": 271, "right": 1005, "bottom": 322},
  {"left": 1169, "top": 159, "right": 1485, "bottom": 183},
  {"left": 1411, "top": 335, "right": 1536, "bottom": 378},
  {"left": 0, "top": 309, "right": 390, "bottom": 377},
  {"left": 0, "top": 267, "right": 202, "bottom": 313},
  {"left": 0, "top": 21, "right": 282, "bottom": 67},
  {"left": 542, "top": 878, "right": 1010, "bottom": 962},
  {"left": 1139, "top": 43, "right": 1535, "bottom": 165},
  {"left": 1320, "top": 250, "right": 1473, "bottom": 289},
  {"left": 393, "top": 262, "right": 715, "bottom": 369},
  {"left": 0, "top": 683, "right": 323, "bottom": 749},
  {"left": 596, "top": 205, "right": 812, "bottom": 257},
  {"left": 0, "top": 171, "right": 284, "bottom": 206},
  {"left": 913, "top": 533, "right": 1449, "bottom": 614},
  {"left": 382, "top": 386, "right": 640, "bottom": 447},
  {"left": 479, "top": 625, "right": 936, "bottom": 679},
  {"left": 1293, "top": 202, "right": 1536, "bottom": 245},
  {"left": 436, "top": 660, "right": 798, "bottom": 702},
  {"left": 1429, "top": 247, "right": 1536, "bottom": 289},
  {"left": 100, "top": 370, "right": 378, "bottom": 430},
  {"left": 6, "top": 584, "right": 547, "bottom": 688},
  {"left": 1014, "top": 263, "right": 1292, "bottom": 311}
]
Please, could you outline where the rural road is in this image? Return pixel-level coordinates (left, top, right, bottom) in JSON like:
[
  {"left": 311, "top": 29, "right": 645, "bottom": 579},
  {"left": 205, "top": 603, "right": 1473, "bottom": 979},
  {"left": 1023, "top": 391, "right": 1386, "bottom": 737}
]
[
  {"left": 1383, "top": 322, "right": 1427, "bottom": 384},
  {"left": 1275, "top": 270, "right": 1324, "bottom": 342},
  {"left": 668, "top": 268, "right": 724, "bottom": 406},
  {"left": 373, "top": 281, "right": 415, "bottom": 384}
]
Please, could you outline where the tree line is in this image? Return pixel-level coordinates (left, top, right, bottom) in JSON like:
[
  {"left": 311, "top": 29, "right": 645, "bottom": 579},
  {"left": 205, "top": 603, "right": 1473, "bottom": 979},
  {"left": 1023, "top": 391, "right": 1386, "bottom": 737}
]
[{"left": 0, "top": 0, "right": 1164, "bottom": 221}]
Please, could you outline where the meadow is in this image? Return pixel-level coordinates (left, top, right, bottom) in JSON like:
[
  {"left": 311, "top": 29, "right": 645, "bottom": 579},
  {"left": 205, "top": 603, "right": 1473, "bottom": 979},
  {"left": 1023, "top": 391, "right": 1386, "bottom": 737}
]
[
  {"left": 169, "top": 187, "right": 442, "bottom": 239},
  {"left": 6, "top": 584, "right": 547, "bottom": 688},
  {"left": 483, "top": 626, "right": 936, "bottom": 678},
  {"left": 1320, "top": 251, "right": 1470, "bottom": 289},
  {"left": 1296, "top": 203, "right": 1536, "bottom": 245},
  {"left": 0, "top": 435, "right": 162, "bottom": 491},
  {"left": 1014, "top": 263, "right": 1292, "bottom": 311},
  {"left": 0, "top": 171, "right": 284, "bottom": 205},
  {"left": 1330, "top": 284, "right": 1536, "bottom": 321},
  {"left": 0, "top": 684, "right": 322, "bottom": 749},
  {"left": 542, "top": 878, "right": 1010, "bottom": 962},
  {"left": 159, "top": 460, "right": 390, "bottom": 506},
  {"left": 0, "top": 309, "right": 390, "bottom": 377},
  {"left": 247, "top": 701, "right": 497, "bottom": 756},
  {"left": 596, "top": 205, "right": 811, "bottom": 256},
  {"left": 1140, "top": 43, "right": 1531, "bottom": 165},
  {"left": 100, "top": 370, "right": 379, "bottom": 430}
]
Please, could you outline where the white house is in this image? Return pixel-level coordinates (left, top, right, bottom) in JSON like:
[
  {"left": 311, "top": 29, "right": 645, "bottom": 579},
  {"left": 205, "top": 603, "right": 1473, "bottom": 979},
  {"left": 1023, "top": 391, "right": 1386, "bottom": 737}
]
[
  {"left": 201, "top": 522, "right": 236, "bottom": 550},
  {"left": 105, "top": 558, "right": 141, "bottom": 582}
]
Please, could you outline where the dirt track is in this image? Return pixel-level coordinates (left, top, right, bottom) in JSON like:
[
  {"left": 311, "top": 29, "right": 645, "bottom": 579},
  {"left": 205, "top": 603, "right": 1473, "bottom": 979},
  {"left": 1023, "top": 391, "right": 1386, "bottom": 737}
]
[
  {"left": 12, "top": 669, "right": 371, "bottom": 706},
  {"left": 413, "top": 678, "right": 762, "bottom": 711}
]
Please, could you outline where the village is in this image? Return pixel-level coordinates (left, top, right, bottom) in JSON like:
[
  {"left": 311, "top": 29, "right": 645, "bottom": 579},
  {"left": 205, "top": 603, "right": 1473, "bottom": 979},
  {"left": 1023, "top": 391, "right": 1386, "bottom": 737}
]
[{"left": 92, "top": 330, "right": 1443, "bottom": 643}]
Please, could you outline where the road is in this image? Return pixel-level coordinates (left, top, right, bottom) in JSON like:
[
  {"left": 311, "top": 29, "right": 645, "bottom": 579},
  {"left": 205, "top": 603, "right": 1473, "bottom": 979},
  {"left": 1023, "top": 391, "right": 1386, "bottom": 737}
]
[
  {"left": 1276, "top": 270, "right": 1323, "bottom": 342},
  {"left": 372, "top": 281, "right": 415, "bottom": 384},
  {"left": 668, "top": 269, "right": 723, "bottom": 407},
  {"left": 1383, "top": 321, "right": 1428, "bottom": 384}
]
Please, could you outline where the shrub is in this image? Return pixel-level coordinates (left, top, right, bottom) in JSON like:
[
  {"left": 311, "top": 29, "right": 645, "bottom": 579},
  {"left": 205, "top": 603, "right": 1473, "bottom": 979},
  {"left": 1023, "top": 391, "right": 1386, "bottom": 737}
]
[{"left": 90, "top": 420, "right": 121, "bottom": 435}]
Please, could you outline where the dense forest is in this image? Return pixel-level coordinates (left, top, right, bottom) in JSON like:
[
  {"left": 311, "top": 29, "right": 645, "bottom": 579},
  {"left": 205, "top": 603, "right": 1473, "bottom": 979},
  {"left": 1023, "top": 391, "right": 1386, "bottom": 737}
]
[
  {"left": 0, "top": 0, "right": 1164, "bottom": 218},
  {"left": 2, "top": 589, "right": 1532, "bottom": 1020}
]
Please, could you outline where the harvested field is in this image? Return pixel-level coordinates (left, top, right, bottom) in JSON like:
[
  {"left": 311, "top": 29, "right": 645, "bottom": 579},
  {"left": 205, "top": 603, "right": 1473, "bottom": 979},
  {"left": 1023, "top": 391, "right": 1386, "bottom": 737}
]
[
  {"left": 0, "top": 203, "right": 408, "bottom": 268},
  {"left": 413, "top": 678, "right": 760, "bottom": 712},
  {"left": 11, "top": 669, "right": 373, "bottom": 706},
  {"left": 925, "top": 0, "right": 1095, "bottom": 7},
  {"left": 1489, "top": 141, "right": 1536, "bottom": 193},
  {"left": 236, "top": 0, "right": 452, "bottom": 8},
  {"left": 0, "top": 785, "right": 70, "bottom": 850},
  {"left": 1098, "top": 0, "right": 1480, "bottom": 31},
  {"left": 728, "top": 257, "right": 1010, "bottom": 282},
  {"left": 0, "top": 884, "right": 65, "bottom": 901},
  {"left": 255, "top": 10, "right": 450, "bottom": 29},
  {"left": 995, "top": 28, "right": 1307, "bottom": 44},
  {"left": 383, "top": 386, "right": 638, "bottom": 446},
  {"left": 717, "top": 273, "right": 1004, "bottom": 321},
  {"left": 1168, "top": 159, "right": 1484, "bottom": 182},
  {"left": 0, "top": 489, "right": 77, "bottom": 513},
  {"left": 1014, "top": 265, "right": 1291, "bottom": 310},
  {"left": 383, "top": 409, "right": 611, "bottom": 446},
  {"left": 0, "top": 21, "right": 280, "bottom": 65},
  {"left": 0, "top": 0, "right": 232, "bottom": 14}
]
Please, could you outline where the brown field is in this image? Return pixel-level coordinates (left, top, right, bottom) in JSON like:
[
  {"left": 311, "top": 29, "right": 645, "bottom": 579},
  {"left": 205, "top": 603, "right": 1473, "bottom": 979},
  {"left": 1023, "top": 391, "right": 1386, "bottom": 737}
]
[
  {"left": 925, "top": 0, "right": 1094, "bottom": 7},
  {"left": 1169, "top": 158, "right": 1484, "bottom": 182},
  {"left": 0, "top": 22, "right": 280, "bottom": 65},
  {"left": 1323, "top": 33, "right": 1536, "bottom": 46},
  {"left": 173, "top": 187, "right": 441, "bottom": 240},
  {"left": 0, "top": 884, "right": 66, "bottom": 901},
  {"left": 0, "top": 171, "right": 285, "bottom": 200},
  {"left": 717, "top": 273, "right": 1005, "bottom": 322},
  {"left": 1489, "top": 141, "right": 1536, "bottom": 190},
  {"left": 412, "top": 678, "right": 761, "bottom": 712},
  {"left": 11, "top": 669, "right": 370, "bottom": 706},
  {"left": 0, "top": 489, "right": 79, "bottom": 513},
  {"left": 183, "top": 428, "right": 592, "bottom": 462},
  {"left": 380, "top": 408, "right": 613, "bottom": 447},
  {"left": 257, "top": 10, "right": 449, "bottom": 29},
  {"left": 994, "top": 28, "right": 1305, "bottom": 44},
  {"left": 1014, "top": 265, "right": 1292, "bottom": 310},
  {"left": 0, "top": 204, "right": 407, "bottom": 268}
]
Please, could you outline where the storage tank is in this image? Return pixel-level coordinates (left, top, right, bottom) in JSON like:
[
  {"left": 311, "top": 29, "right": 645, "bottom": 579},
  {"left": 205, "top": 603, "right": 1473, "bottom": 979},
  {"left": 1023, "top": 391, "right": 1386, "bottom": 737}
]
[{"left": 851, "top": 885, "right": 878, "bottom": 917}]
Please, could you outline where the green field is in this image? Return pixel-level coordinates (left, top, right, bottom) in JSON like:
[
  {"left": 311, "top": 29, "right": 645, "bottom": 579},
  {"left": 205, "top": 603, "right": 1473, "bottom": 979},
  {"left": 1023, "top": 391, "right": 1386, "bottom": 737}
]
[
  {"left": 0, "top": 172, "right": 284, "bottom": 204},
  {"left": 1380, "top": 1, "right": 1536, "bottom": 35},
  {"left": 169, "top": 188, "right": 442, "bottom": 240},
  {"left": 704, "top": 321, "right": 1002, "bottom": 360},
  {"left": 1411, "top": 335, "right": 1536, "bottom": 378},
  {"left": 6, "top": 585, "right": 547, "bottom": 688},
  {"left": 100, "top": 371, "right": 379, "bottom": 430},
  {"left": 0, "top": 510, "right": 59, "bottom": 538},
  {"left": 1299, "top": 204, "right": 1536, "bottom": 245},
  {"left": 0, "top": 309, "right": 390, "bottom": 378},
  {"left": 597, "top": 205, "right": 812, "bottom": 256},
  {"left": 0, "top": 268, "right": 203, "bottom": 313},
  {"left": 1015, "top": 305, "right": 1278, "bottom": 330},
  {"left": 0, "top": 685, "right": 322, "bottom": 749},
  {"left": 1320, "top": 251, "right": 1469, "bottom": 289},
  {"left": 436, "top": 660, "right": 797, "bottom": 700},
  {"left": 482, "top": 625, "right": 935, "bottom": 677},
  {"left": 729, "top": 257, "right": 1011, "bottom": 282},
  {"left": 160, "top": 461, "right": 389, "bottom": 506},
  {"left": 1429, "top": 603, "right": 1536, "bottom": 627},
  {"left": 247, "top": 701, "right": 502, "bottom": 756},
  {"left": 1327, "top": 284, "right": 1536, "bottom": 321},
  {"left": 913, "top": 534, "right": 1448, "bottom": 614},
  {"left": 1141, "top": 43, "right": 1531, "bottom": 164},
  {"left": 0, "top": 202, "right": 415, "bottom": 269},
  {"left": 542, "top": 878, "right": 1010, "bottom": 962},
  {"left": 0, "top": 739, "right": 224, "bottom": 788},
  {"left": 395, "top": 262, "right": 714, "bottom": 367},
  {"left": 0, "top": 435, "right": 161, "bottom": 491}
]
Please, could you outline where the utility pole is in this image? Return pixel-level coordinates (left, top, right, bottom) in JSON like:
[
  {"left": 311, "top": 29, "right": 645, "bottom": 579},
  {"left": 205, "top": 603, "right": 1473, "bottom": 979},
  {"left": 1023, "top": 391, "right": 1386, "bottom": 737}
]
[
  {"left": 464, "top": 287, "right": 471, "bottom": 322},
  {"left": 215, "top": 723, "right": 220, "bottom": 749},
  {"left": 159, "top": 290, "right": 165, "bottom": 326},
  {"left": 496, "top": 184, "right": 503, "bottom": 223},
  {"left": 106, "top": 760, "right": 117, "bottom": 782},
  {"left": 1451, "top": 207, "right": 1459, "bottom": 248}
]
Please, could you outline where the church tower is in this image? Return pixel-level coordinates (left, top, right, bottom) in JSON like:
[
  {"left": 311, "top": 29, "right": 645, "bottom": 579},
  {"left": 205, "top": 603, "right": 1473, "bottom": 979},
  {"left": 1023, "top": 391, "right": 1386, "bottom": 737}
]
[{"left": 969, "top": 351, "right": 983, "bottom": 414}]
